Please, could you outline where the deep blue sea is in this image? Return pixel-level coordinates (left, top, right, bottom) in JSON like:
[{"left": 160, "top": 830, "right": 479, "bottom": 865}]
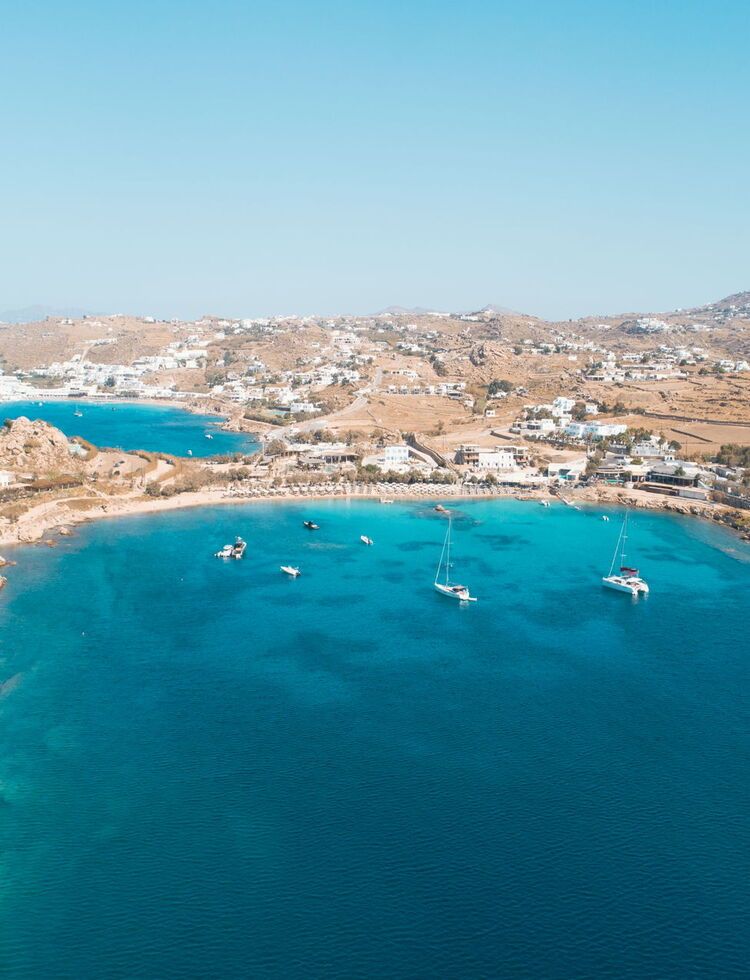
[
  {"left": 1, "top": 500, "right": 749, "bottom": 978},
  {"left": 1, "top": 400, "right": 257, "bottom": 457}
]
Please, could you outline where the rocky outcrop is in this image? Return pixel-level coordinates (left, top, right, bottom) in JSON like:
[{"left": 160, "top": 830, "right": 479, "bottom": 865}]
[{"left": 0, "top": 417, "right": 83, "bottom": 476}]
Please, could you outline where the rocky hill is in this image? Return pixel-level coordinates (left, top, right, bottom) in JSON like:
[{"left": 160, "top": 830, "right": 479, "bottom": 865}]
[{"left": 0, "top": 417, "right": 85, "bottom": 476}]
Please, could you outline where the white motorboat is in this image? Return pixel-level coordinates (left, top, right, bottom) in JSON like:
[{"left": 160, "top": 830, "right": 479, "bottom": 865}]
[
  {"left": 434, "top": 515, "right": 476, "bottom": 602},
  {"left": 602, "top": 513, "right": 648, "bottom": 597},
  {"left": 379, "top": 498, "right": 394, "bottom": 504},
  {"left": 205, "top": 433, "right": 213, "bottom": 440},
  {"left": 215, "top": 536, "right": 246, "bottom": 559},
  {"left": 540, "top": 500, "right": 550, "bottom": 507},
  {"left": 360, "top": 535, "right": 373, "bottom": 546},
  {"left": 73, "top": 407, "right": 83, "bottom": 417},
  {"left": 280, "top": 565, "right": 301, "bottom": 577},
  {"left": 303, "top": 520, "right": 320, "bottom": 530}
]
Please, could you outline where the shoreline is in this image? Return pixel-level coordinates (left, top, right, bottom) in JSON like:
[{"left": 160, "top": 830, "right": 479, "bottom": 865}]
[
  {"left": 2, "top": 480, "right": 749, "bottom": 559},
  {"left": 0, "top": 393, "right": 264, "bottom": 446}
]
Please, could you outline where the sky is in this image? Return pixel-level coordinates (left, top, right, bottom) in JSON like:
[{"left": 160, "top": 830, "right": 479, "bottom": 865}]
[{"left": 0, "top": 0, "right": 748, "bottom": 321}]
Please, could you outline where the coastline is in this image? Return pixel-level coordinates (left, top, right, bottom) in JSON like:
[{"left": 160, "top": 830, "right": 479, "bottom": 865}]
[
  {"left": 2, "top": 479, "right": 748, "bottom": 559},
  {"left": 0, "top": 393, "right": 266, "bottom": 441}
]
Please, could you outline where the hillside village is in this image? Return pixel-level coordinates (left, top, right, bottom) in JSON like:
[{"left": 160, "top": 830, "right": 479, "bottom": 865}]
[{"left": 1, "top": 291, "right": 750, "bottom": 551}]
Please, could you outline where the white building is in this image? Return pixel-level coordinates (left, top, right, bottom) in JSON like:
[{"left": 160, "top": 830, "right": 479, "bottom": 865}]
[
  {"left": 564, "top": 421, "right": 628, "bottom": 440},
  {"left": 384, "top": 445, "right": 410, "bottom": 465}
]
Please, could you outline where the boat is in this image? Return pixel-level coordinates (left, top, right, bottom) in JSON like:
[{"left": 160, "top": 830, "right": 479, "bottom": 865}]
[
  {"left": 602, "top": 514, "right": 648, "bottom": 596},
  {"left": 73, "top": 408, "right": 83, "bottom": 417},
  {"left": 280, "top": 565, "right": 301, "bottom": 577},
  {"left": 187, "top": 449, "right": 193, "bottom": 456},
  {"left": 360, "top": 535, "right": 373, "bottom": 546},
  {"left": 204, "top": 433, "right": 213, "bottom": 440},
  {"left": 434, "top": 516, "right": 476, "bottom": 602},
  {"left": 215, "top": 536, "right": 247, "bottom": 559},
  {"left": 434, "top": 504, "right": 448, "bottom": 513},
  {"left": 540, "top": 500, "right": 550, "bottom": 507},
  {"left": 303, "top": 520, "right": 320, "bottom": 530},
  {"left": 379, "top": 498, "right": 394, "bottom": 504},
  {"left": 602, "top": 515, "right": 609, "bottom": 522}
]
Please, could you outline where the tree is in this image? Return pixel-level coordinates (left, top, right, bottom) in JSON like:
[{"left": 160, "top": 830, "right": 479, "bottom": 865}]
[
  {"left": 488, "top": 379, "right": 513, "bottom": 395},
  {"left": 264, "top": 439, "right": 287, "bottom": 456}
]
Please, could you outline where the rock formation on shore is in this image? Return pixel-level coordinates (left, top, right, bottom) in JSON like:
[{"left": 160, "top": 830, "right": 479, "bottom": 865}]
[{"left": 0, "top": 416, "right": 84, "bottom": 476}]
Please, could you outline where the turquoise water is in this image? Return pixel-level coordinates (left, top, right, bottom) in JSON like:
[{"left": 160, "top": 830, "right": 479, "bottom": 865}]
[
  {"left": 1, "top": 400, "right": 258, "bottom": 457},
  {"left": 1, "top": 500, "right": 749, "bottom": 978}
]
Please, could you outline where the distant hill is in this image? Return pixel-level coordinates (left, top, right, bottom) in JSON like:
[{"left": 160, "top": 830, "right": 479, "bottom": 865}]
[
  {"left": 0, "top": 304, "right": 97, "bottom": 324},
  {"left": 712, "top": 291, "right": 750, "bottom": 309}
]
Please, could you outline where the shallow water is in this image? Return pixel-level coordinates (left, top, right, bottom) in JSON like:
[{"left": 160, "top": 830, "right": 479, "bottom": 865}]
[
  {"left": 1, "top": 400, "right": 258, "bottom": 457},
  {"left": 1, "top": 500, "right": 748, "bottom": 978}
]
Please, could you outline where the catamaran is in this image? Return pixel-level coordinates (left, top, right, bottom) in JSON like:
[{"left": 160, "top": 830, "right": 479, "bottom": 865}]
[
  {"left": 434, "top": 516, "right": 476, "bottom": 602},
  {"left": 602, "top": 513, "right": 649, "bottom": 597}
]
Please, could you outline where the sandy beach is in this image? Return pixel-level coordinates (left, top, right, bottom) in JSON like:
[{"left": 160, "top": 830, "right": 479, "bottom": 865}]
[{"left": 2, "top": 478, "right": 748, "bottom": 561}]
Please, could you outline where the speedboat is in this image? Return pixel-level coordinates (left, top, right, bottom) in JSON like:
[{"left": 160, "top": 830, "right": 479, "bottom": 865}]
[
  {"left": 231, "top": 537, "right": 247, "bottom": 559},
  {"left": 215, "top": 537, "right": 246, "bottom": 559},
  {"left": 280, "top": 565, "right": 301, "bottom": 577},
  {"left": 303, "top": 520, "right": 320, "bottom": 530},
  {"left": 540, "top": 499, "right": 550, "bottom": 507},
  {"left": 360, "top": 535, "right": 373, "bottom": 546},
  {"left": 205, "top": 433, "right": 213, "bottom": 440},
  {"left": 379, "top": 498, "right": 394, "bottom": 504},
  {"left": 434, "top": 504, "right": 448, "bottom": 513}
]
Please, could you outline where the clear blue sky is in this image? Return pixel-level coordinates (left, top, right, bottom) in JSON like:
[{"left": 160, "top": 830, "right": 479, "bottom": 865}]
[{"left": 1, "top": 0, "right": 748, "bottom": 320}]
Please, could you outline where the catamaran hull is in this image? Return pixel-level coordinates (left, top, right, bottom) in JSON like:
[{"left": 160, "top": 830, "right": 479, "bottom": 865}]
[{"left": 602, "top": 576, "right": 649, "bottom": 596}]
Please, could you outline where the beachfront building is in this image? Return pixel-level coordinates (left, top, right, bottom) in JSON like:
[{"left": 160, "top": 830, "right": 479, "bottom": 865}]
[
  {"left": 384, "top": 445, "right": 410, "bottom": 466},
  {"left": 454, "top": 445, "right": 520, "bottom": 471}
]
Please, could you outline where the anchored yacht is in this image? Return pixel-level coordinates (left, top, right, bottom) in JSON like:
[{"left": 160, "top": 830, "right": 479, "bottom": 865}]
[
  {"left": 602, "top": 514, "right": 648, "bottom": 597},
  {"left": 434, "top": 516, "right": 476, "bottom": 602}
]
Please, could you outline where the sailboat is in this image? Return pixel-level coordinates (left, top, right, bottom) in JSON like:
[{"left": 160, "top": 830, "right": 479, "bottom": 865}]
[
  {"left": 602, "top": 512, "right": 649, "bottom": 597},
  {"left": 434, "top": 516, "right": 476, "bottom": 602}
]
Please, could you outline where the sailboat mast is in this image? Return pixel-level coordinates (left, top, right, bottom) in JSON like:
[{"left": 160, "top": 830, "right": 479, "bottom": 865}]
[
  {"left": 445, "top": 516, "right": 451, "bottom": 585},
  {"left": 608, "top": 517, "right": 625, "bottom": 577}
]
